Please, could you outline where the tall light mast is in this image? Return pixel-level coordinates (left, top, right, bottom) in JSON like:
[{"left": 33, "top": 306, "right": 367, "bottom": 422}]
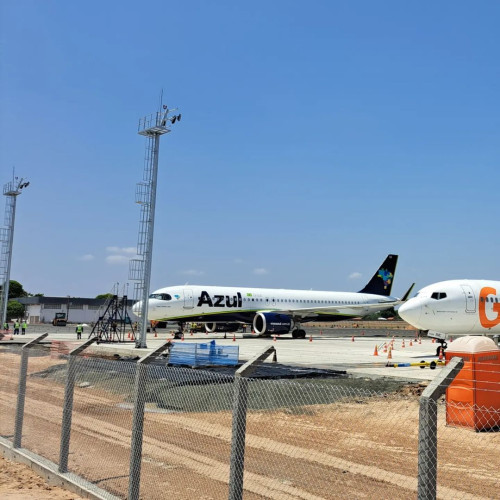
[
  {"left": 129, "top": 102, "right": 181, "bottom": 348},
  {"left": 0, "top": 173, "right": 30, "bottom": 327}
]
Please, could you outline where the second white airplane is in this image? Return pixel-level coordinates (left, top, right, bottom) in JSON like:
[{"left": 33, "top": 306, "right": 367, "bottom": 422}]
[
  {"left": 133, "top": 254, "right": 413, "bottom": 338},
  {"left": 398, "top": 279, "right": 500, "bottom": 352}
]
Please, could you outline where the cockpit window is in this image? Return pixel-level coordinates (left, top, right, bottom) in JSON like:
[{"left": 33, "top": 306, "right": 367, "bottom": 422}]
[
  {"left": 149, "top": 293, "right": 172, "bottom": 301},
  {"left": 431, "top": 292, "right": 447, "bottom": 300}
]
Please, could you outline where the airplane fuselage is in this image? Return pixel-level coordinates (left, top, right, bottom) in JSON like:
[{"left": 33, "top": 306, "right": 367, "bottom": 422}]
[
  {"left": 144, "top": 285, "right": 398, "bottom": 324},
  {"left": 398, "top": 279, "right": 500, "bottom": 335}
]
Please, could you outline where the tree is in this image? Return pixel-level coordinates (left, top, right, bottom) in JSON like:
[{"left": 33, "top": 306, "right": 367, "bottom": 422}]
[
  {"left": 7, "top": 280, "right": 28, "bottom": 299},
  {"left": 7, "top": 300, "right": 24, "bottom": 321},
  {"left": 95, "top": 293, "right": 114, "bottom": 299}
]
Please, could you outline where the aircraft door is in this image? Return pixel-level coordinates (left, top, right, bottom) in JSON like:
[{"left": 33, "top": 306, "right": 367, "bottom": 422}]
[
  {"left": 183, "top": 289, "right": 194, "bottom": 309},
  {"left": 461, "top": 285, "right": 476, "bottom": 313}
]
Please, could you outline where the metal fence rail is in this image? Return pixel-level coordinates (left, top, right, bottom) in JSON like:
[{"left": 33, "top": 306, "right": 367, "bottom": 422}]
[{"left": 0, "top": 342, "right": 499, "bottom": 500}]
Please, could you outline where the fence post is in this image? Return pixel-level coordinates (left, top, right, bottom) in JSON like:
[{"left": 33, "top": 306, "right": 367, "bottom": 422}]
[
  {"left": 13, "top": 333, "right": 48, "bottom": 448},
  {"left": 128, "top": 341, "right": 172, "bottom": 500},
  {"left": 58, "top": 337, "right": 98, "bottom": 473},
  {"left": 228, "top": 346, "right": 277, "bottom": 500},
  {"left": 418, "top": 356, "right": 464, "bottom": 500}
]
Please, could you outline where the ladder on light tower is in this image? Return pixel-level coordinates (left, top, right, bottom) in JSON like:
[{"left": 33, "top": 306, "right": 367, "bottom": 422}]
[
  {"left": 0, "top": 174, "right": 29, "bottom": 327},
  {"left": 129, "top": 103, "right": 181, "bottom": 348}
]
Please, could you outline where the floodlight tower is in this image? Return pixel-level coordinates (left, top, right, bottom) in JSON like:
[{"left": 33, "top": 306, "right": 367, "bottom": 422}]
[
  {"left": 129, "top": 102, "right": 181, "bottom": 348},
  {"left": 0, "top": 173, "right": 30, "bottom": 327}
]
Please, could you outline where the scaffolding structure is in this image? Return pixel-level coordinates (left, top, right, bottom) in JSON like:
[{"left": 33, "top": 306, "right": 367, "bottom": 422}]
[
  {"left": 129, "top": 102, "right": 181, "bottom": 348},
  {"left": 0, "top": 174, "right": 29, "bottom": 326},
  {"left": 89, "top": 294, "right": 136, "bottom": 343}
]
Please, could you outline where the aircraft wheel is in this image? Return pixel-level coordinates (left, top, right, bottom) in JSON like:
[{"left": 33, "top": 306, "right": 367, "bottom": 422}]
[{"left": 297, "top": 329, "right": 306, "bottom": 339}]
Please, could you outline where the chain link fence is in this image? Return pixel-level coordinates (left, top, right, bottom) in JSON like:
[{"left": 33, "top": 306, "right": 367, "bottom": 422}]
[{"left": 0, "top": 339, "right": 498, "bottom": 499}]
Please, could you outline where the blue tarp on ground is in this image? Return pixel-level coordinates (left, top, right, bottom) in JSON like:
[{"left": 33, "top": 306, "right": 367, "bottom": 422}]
[{"left": 169, "top": 340, "right": 239, "bottom": 367}]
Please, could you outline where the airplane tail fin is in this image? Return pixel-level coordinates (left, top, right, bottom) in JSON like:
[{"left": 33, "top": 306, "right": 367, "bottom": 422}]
[{"left": 358, "top": 254, "right": 398, "bottom": 296}]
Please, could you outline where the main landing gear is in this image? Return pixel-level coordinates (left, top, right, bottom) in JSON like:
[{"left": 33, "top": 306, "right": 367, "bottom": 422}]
[
  {"left": 173, "top": 322, "right": 185, "bottom": 339},
  {"left": 292, "top": 328, "right": 306, "bottom": 339}
]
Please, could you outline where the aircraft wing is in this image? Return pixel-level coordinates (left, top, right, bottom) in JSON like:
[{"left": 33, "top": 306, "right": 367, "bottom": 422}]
[{"left": 267, "top": 299, "right": 401, "bottom": 319}]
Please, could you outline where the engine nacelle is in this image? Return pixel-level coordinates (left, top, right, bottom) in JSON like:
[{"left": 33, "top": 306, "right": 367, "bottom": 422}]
[
  {"left": 253, "top": 313, "right": 293, "bottom": 335},
  {"left": 205, "top": 322, "right": 239, "bottom": 333}
]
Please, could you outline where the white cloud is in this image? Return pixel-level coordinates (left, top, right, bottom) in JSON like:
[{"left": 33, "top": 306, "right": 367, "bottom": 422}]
[
  {"left": 106, "top": 255, "right": 129, "bottom": 265},
  {"left": 78, "top": 254, "right": 95, "bottom": 261},
  {"left": 106, "top": 246, "right": 136, "bottom": 254},
  {"left": 253, "top": 268, "right": 269, "bottom": 275},
  {"left": 349, "top": 272, "right": 362, "bottom": 279},
  {"left": 180, "top": 269, "right": 205, "bottom": 276}
]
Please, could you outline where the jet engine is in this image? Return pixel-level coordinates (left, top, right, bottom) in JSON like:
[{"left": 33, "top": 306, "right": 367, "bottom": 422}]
[
  {"left": 253, "top": 313, "right": 293, "bottom": 335},
  {"left": 205, "top": 322, "right": 240, "bottom": 333}
]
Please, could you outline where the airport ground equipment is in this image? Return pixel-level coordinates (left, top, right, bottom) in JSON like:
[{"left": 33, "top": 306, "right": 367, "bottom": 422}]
[
  {"left": 52, "top": 312, "right": 67, "bottom": 327},
  {"left": 0, "top": 173, "right": 29, "bottom": 327},
  {"left": 90, "top": 294, "right": 135, "bottom": 342},
  {"left": 129, "top": 97, "right": 181, "bottom": 349}
]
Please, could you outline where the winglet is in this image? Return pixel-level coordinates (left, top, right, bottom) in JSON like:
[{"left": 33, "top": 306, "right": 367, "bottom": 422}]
[{"left": 401, "top": 283, "right": 415, "bottom": 302}]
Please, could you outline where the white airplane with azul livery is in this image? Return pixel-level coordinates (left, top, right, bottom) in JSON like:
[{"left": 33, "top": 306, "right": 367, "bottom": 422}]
[{"left": 133, "top": 254, "right": 414, "bottom": 338}]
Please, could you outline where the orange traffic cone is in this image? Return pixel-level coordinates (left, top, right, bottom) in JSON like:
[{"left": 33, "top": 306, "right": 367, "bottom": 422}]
[
  {"left": 409, "top": 339, "right": 413, "bottom": 347},
  {"left": 309, "top": 335, "right": 313, "bottom": 342},
  {"left": 127, "top": 332, "right": 131, "bottom": 339},
  {"left": 232, "top": 333, "right": 236, "bottom": 342},
  {"left": 432, "top": 338, "right": 436, "bottom": 343},
  {"left": 273, "top": 335, "right": 276, "bottom": 342},
  {"left": 402, "top": 339, "right": 405, "bottom": 348},
  {"left": 154, "top": 331, "right": 158, "bottom": 338},
  {"left": 181, "top": 334, "right": 184, "bottom": 341},
  {"left": 439, "top": 347, "right": 444, "bottom": 361},
  {"left": 351, "top": 336, "right": 355, "bottom": 342},
  {"left": 450, "top": 337, "right": 453, "bottom": 343},
  {"left": 387, "top": 347, "right": 392, "bottom": 359},
  {"left": 251, "top": 329, "right": 255, "bottom": 335},
  {"left": 373, "top": 345, "right": 378, "bottom": 356}
]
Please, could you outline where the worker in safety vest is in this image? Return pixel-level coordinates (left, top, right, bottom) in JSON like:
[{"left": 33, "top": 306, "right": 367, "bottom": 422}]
[
  {"left": 14, "top": 321, "right": 20, "bottom": 335},
  {"left": 21, "top": 321, "right": 27, "bottom": 335},
  {"left": 2, "top": 322, "right": 8, "bottom": 332},
  {"left": 76, "top": 323, "right": 83, "bottom": 340}
]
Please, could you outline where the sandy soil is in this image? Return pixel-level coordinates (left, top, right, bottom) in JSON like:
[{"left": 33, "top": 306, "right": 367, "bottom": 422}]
[
  {"left": 0, "top": 349, "right": 498, "bottom": 500},
  {"left": 0, "top": 455, "right": 83, "bottom": 499}
]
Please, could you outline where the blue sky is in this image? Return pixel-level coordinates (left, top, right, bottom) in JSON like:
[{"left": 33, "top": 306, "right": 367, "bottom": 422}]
[{"left": 1, "top": 1, "right": 499, "bottom": 298}]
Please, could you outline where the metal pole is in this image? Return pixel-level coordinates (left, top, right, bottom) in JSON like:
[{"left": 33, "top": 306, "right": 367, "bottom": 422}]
[
  {"left": 59, "top": 337, "right": 97, "bottom": 473},
  {"left": 418, "top": 357, "right": 464, "bottom": 500},
  {"left": 137, "top": 134, "right": 160, "bottom": 349},
  {"left": 1, "top": 197, "right": 16, "bottom": 327},
  {"left": 13, "top": 333, "right": 48, "bottom": 448},
  {"left": 229, "top": 375, "right": 249, "bottom": 500},
  {"left": 128, "top": 341, "right": 171, "bottom": 500},
  {"left": 228, "top": 346, "right": 276, "bottom": 500}
]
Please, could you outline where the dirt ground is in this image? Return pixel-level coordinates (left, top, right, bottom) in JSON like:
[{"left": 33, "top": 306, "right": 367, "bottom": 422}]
[
  {"left": 0, "top": 455, "right": 83, "bottom": 499},
  {"left": 0, "top": 348, "right": 498, "bottom": 499}
]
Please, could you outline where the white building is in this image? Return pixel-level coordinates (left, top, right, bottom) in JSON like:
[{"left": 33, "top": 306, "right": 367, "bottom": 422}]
[{"left": 17, "top": 296, "right": 139, "bottom": 325}]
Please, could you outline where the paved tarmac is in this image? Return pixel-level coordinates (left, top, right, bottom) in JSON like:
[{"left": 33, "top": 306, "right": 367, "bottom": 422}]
[{"left": 1, "top": 325, "right": 446, "bottom": 382}]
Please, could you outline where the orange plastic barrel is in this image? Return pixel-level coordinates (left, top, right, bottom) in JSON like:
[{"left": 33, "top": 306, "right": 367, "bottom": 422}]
[{"left": 445, "top": 336, "right": 500, "bottom": 431}]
